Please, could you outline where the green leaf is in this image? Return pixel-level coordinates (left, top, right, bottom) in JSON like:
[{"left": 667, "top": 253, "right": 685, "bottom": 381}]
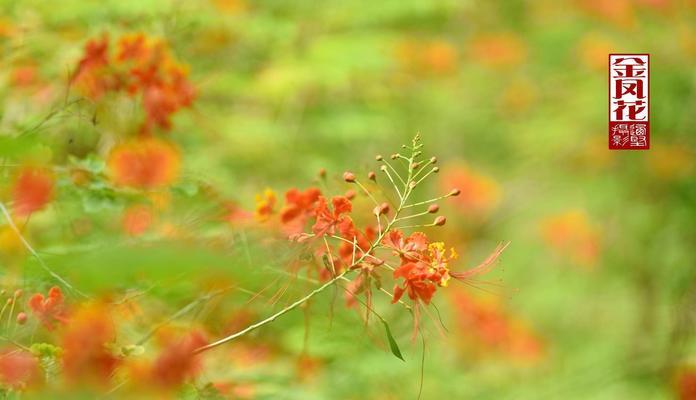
[{"left": 381, "top": 320, "right": 404, "bottom": 361}]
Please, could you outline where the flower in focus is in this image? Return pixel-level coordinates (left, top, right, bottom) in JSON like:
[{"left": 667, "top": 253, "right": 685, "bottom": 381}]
[
  {"left": 12, "top": 166, "right": 55, "bottom": 217},
  {"left": 439, "top": 163, "right": 501, "bottom": 219},
  {"left": 382, "top": 230, "right": 428, "bottom": 263},
  {"left": 108, "top": 138, "right": 180, "bottom": 189},
  {"left": 61, "top": 303, "right": 119, "bottom": 384},
  {"left": 28, "top": 286, "right": 67, "bottom": 329},
  {"left": 540, "top": 209, "right": 600, "bottom": 267},
  {"left": 392, "top": 262, "right": 438, "bottom": 305}
]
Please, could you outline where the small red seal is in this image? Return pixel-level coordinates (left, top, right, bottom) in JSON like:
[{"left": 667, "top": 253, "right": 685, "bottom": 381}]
[{"left": 609, "top": 54, "right": 650, "bottom": 150}]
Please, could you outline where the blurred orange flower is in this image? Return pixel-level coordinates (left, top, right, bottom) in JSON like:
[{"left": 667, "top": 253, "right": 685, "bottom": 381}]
[
  {"left": 439, "top": 163, "right": 501, "bottom": 218},
  {"left": 395, "top": 39, "right": 458, "bottom": 76},
  {"left": 10, "top": 66, "right": 39, "bottom": 87},
  {"left": 0, "top": 349, "right": 40, "bottom": 388},
  {"left": 676, "top": 366, "right": 696, "bottom": 400},
  {"left": 149, "top": 330, "right": 207, "bottom": 388},
  {"left": 468, "top": 33, "right": 527, "bottom": 69},
  {"left": 72, "top": 33, "right": 195, "bottom": 133},
  {"left": 61, "top": 303, "right": 119, "bottom": 384},
  {"left": 108, "top": 138, "right": 180, "bottom": 189},
  {"left": 12, "top": 166, "right": 55, "bottom": 217},
  {"left": 254, "top": 188, "right": 276, "bottom": 221},
  {"left": 576, "top": 0, "right": 635, "bottom": 27},
  {"left": 28, "top": 286, "right": 67, "bottom": 329},
  {"left": 450, "top": 292, "right": 544, "bottom": 362},
  {"left": 71, "top": 34, "right": 113, "bottom": 99},
  {"left": 540, "top": 209, "right": 600, "bottom": 267},
  {"left": 122, "top": 204, "right": 153, "bottom": 236}
]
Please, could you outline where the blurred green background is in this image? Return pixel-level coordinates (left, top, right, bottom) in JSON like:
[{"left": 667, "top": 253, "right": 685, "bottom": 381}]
[{"left": 1, "top": 0, "right": 695, "bottom": 399}]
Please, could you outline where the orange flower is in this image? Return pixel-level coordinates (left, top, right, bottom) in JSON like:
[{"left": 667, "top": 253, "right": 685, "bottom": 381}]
[
  {"left": 468, "top": 33, "right": 527, "bottom": 69},
  {"left": 28, "top": 286, "right": 67, "bottom": 329},
  {"left": 395, "top": 39, "right": 458, "bottom": 76},
  {"left": 61, "top": 303, "right": 119, "bottom": 384},
  {"left": 122, "top": 204, "right": 153, "bottom": 236},
  {"left": 108, "top": 138, "right": 180, "bottom": 189},
  {"left": 10, "top": 66, "right": 38, "bottom": 87},
  {"left": 0, "top": 349, "right": 39, "bottom": 388},
  {"left": 450, "top": 292, "right": 544, "bottom": 362},
  {"left": 280, "top": 187, "right": 322, "bottom": 224},
  {"left": 311, "top": 196, "right": 352, "bottom": 236},
  {"left": 12, "top": 166, "right": 55, "bottom": 217},
  {"left": 540, "top": 209, "right": 600, "bottom": 267},
  {"left": 150, "top": 330, "right": 207, "bottom": 388},
  {"left": 439, "top": 163, "right": 501, "bottom": 218},
  {"left": 676, "top": 366, "right": 696, "bottom": 400},
  {"left": 72, "top": 33, "right": 195, "bottom": 132},
  {"left": 71, "top": 35, "right": 113, "bottom": 99},
  {"left": 576, "top": 0, "right": 635, "bottom": 27}
]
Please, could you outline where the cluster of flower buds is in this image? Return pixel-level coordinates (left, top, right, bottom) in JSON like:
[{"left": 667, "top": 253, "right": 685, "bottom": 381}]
[{"left": 0, "top": 289, "right": 27, "bottom": 327}]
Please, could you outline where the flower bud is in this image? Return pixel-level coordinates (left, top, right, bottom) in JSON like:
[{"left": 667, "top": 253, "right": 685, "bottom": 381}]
[
  {"left": 16, "top": 312, "right": 27, "bottom": 325},
  {"left": 380, "top": 165, "right": 388, "bottom": 172},
  {"left": 434, "top": 216, "right": 447, "bottom": 226},
  {"left": 428, "top": 204, "right": 439, "bottom": 213},
  {"left": 343, "top": 171, "right": 356, "bottom": 183},
  {"left": 289, "top": 233, "right": 313, "bottom": 243},
  {"left": 411, "top": 162, "right": 420, "bottom": 170},
  {"left": 370, "top": 258, "right": 385, "bottom": 266},
  {"left": 345, "top": 189, "right": 356, "bottom": 200},
  {"left": 414, "top": 151, "right": 422, "bottom": 157},
  {"left": 390, "top": 154, "right": 398, "bottom": 160},
  {"left": 449, "top": 188, "right": 461, "bottom": 196},
  {"left": 14, "top": 289, "right": 22, "bottom": 298},
  {"left": 432, "top": 167, "right": 440, "bottom": 173},
  {"left": 376, "top": 155, "right": 383, "bottom": 161},
  {"left": 409, "top": 181, "right": 416, "bottom": 189},
  {"left": 368, "top": 171, "right": 376, "bottom": 181},
  {"left": 430, "top": 156, "right": 437, "bottom": 164},
  {"left": 379, "top": 202, "right": 390, "bottom": 215},
  {"left": 373, "top": 202, "right": 390, "bottom": 216}
]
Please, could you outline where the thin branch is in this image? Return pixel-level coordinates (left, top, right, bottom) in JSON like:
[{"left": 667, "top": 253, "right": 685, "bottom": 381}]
[{"left": 0, "top": 202, "right": 87, "bottom": 298}]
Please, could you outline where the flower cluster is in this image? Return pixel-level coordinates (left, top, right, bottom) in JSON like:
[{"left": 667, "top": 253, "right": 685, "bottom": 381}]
[
  {"left": 213, "top": 135, "right": 509, "bottom": 349},
  {"left": 71, "top": 33, "right": 195, "bottom": 134}
]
